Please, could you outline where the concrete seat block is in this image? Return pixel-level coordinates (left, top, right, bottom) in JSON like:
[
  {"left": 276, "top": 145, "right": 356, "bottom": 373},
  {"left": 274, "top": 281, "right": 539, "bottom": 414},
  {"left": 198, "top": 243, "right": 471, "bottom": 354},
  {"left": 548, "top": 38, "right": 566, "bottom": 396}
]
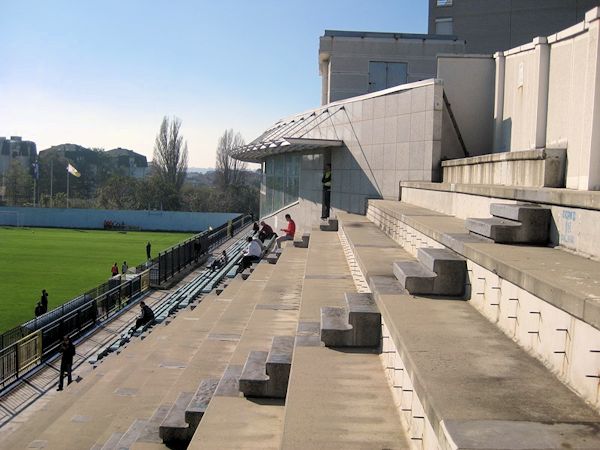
[
  {"left": 320, "top": 306, "right": 352, "bottom": 347},
  {"left": 346, "top": 293, "right": 381, "bottom": 347},
  {"left": 490, "top": 203, "right": 550, "bottom": 222},
  {"left": 159, "top": 391, "right": 195, "bottom": 444},
  {"left": 241, "top": 269, "right": 252, "bottom": 280},
  {"left": 266, "top": 254, "right": 279, "bottom": 264},
  {"left": 320, "top": 219, "right": 339, "bottom": 232},
  {"left": 392, "top": 261, "right": 436, "bottom": 294},
  {"left": 417, "top": 248, "right": 467, "bottom": 296},
  {"left": 185, "top": 378, "right": 219, "bottom": 429},
  {"left": 239, "top": 335, "right": 295, "bottom": 399},
  {"left": 294, "top": 233, "right": 311, "bottom": 248},
  {"left": 238, "top": 351, "right": 270, "bottom": 397},
  {"left": 466, "top": 217, "right": 521, "bottom": 242}
]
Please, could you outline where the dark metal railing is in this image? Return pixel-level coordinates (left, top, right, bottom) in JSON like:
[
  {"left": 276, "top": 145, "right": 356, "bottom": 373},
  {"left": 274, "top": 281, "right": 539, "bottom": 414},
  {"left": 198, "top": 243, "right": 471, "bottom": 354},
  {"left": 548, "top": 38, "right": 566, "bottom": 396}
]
[{"left": 0, "top": 214, "right": 252, "bottom": 390}]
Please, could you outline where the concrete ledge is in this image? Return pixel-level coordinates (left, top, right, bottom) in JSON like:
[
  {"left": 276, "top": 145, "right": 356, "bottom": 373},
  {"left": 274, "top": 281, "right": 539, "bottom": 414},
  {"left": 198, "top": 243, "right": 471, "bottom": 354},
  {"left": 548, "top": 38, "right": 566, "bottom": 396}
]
[
  {"left": 367, "top": 201, "right": 600, "bottom": 331},
  {"left": 441, "top": 148, "right": 566, "bottom": 188},
  {"left": 400, "top": 181, "right": 600, "bottom": 211},
  {"left": 337, "top": 213, "right": 600, "bottom": 448}
]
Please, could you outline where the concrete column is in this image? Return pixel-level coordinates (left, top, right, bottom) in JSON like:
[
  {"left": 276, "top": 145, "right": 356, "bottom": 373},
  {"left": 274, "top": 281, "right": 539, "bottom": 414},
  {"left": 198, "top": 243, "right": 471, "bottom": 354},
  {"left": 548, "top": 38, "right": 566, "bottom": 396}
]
[
  {"left": 320, "top": 58, "right": 330, "bottom": 106},
  {"left": 580, "top": 8, "right": 600, "bottom": 190},
  {"left": 531, "top": 37, "right": 550, "bottom": 150},
  {"left": 493, "top": 51, "right": 506, "bottom": 152}
]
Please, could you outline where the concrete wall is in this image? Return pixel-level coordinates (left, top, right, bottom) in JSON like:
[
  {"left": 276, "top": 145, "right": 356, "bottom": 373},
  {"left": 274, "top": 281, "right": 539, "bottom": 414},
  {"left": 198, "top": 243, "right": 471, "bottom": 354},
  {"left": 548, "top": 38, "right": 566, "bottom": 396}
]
[
  {"left": 437, "top": 54, "right": 495, "bottom": 155},
  {"left": 428, "top": 0, "right": 600, "bottom": 54},
  {"left": 258, "top": 80, "right": 446, "bottom": 230},
  {"left": 492, "top": 8, "right": 600, "bottom": 190},
  {"left": 319, "top": 33, "right": 465, "bottom": 103},
  {"left": 0, "top": 206, "right": 239, "bottom": 232}
]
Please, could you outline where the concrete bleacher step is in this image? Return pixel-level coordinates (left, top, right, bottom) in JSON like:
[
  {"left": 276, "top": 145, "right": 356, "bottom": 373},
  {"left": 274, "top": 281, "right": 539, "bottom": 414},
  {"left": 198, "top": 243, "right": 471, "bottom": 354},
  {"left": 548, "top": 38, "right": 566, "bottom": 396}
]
[
  {"left": 135, "top": 404, "right": 172, "bottom": 444},
  {"left": 293, "top": 232, "right": 310, "bottom": 248},
  {"left": 319, "top": 218, "right": 338, "bottom": 231},
  {"left": 238, "top": 335, "right": 294, "bottom": 398},
  {"left": 158, "top": 392, "right": 195, "bottom": 445},
  {"left": 466, "top": 203, "right": 550, "bottom": 244},
  {"left": 100, "top": 432, "right": 125, "bottom": 450},
  {"left": 393, "top": 247, "right": 467, "bottom": 296},
  {"left": 320, "top": 292, "right": 381, "bottom": 347},
  {"left": 266, "top": 252, "right": 280, "bottom": 264},
  {"left": 111, "top": 419, "right": 148, "bottom": 449}
]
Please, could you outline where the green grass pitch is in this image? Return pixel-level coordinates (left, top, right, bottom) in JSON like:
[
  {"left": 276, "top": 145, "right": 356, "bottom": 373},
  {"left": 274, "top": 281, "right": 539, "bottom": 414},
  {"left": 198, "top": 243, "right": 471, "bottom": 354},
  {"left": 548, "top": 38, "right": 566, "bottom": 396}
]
[{"left": 0, "top": 227, "right": 192, "bottom": 333}]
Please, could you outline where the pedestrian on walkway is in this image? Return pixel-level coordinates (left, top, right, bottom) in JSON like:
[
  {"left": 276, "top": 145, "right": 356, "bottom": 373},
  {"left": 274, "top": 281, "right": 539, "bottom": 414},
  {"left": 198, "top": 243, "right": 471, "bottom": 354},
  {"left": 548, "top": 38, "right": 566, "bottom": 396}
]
[
  {"left": 122, "top": 261, "right": 128, "bottom": 274},
  {"left": 57, "top": 336, "right": 76, "bottom": 391},
  {"left": 146, "top": 241, "right": 151, "bottom": 260},
  {"left": 321, "top": 163, "right": 332, "bottom": 219},
  {"left": 111, "top": 262, "right": 119, "bottom": 277},
  {"left": 40, "top": 289, "right": 49, "bottom": 313}
]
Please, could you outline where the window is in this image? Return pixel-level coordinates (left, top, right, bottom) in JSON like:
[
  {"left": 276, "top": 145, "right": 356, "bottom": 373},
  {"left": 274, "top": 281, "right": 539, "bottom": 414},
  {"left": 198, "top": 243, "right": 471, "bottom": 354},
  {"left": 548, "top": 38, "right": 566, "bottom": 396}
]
[
  {"left": 435, "top": 17, "right": 453, "bottom": 35},
  {"left": 261, "top": 153, "right": 300, "bottom": 217},
  {"left": 437, "top": 0, "right": 452, "bottom": 6},
  {"left": 368, "top": 61, "right": 408, "bottom": 93}
]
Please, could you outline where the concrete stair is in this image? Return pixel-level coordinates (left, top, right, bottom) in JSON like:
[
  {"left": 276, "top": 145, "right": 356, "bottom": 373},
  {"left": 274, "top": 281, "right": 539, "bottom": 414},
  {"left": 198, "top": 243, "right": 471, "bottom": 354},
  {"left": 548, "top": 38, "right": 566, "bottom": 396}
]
[
  {"left": 466, "top": 203, "right": 550, "bottom": 244},
  {"left": 320, "top": 292, "right": 381, "bottom": 347},
  {"left": 157, "top": 378, "right": 218, "bottom": 446},
  {"left": 238, "top": 335, "right": 294, "bottom": 398},
  {"left": 337, "top": 210, "right": 600, "bottom": 449},
  {"left": 319, "top": 218, "right": 338, "bottom": 231},
  {"left": 393, "top": 247, "right": 466, "bottom": 296},
  {"left": 293, "top": 232, "right": 310, "bottom": 248}
]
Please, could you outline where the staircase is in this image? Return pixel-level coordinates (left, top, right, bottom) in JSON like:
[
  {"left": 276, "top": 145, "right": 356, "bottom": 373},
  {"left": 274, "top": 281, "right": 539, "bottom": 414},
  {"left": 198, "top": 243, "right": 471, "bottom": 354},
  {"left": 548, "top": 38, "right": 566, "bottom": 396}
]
[
  {"left": 392, "top": 247, "right": 467, "bottom": 296},
  {"left": 320, "top": 292, "right": 381, "bottom": 347},
  {"left": 466, "top": 203, "right": 550, "bottom": 244}
]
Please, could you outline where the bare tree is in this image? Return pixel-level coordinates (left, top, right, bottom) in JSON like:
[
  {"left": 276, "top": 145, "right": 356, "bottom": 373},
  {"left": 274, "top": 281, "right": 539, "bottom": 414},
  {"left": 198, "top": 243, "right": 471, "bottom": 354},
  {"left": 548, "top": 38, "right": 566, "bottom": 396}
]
[
  {"left": 215, "top": 129, "right": 246, "bottom": 188},
  {"left": 150, "top": 116, "right": 188, "bottom": 210},
  {"left": 153, "top": 116, "right": 188, "bottom": 192}
]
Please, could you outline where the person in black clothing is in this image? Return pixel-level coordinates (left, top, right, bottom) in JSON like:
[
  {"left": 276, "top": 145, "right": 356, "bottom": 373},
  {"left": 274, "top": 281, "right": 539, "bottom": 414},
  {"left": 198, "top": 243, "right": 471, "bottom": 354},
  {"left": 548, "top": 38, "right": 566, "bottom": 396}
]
[
  {"left": 146, "top": 241, "right": 152, "bottom": 260},
  {"left": 253, "top": 222, "right": 260, "bottom": 235},
  {"left": 258, "top": 221, "right": 276, "bottom": 243},
  {"left": 321, "top": 163, "right": 332, "bottom": 219},
  {"left": 57, "top": 336, "right": 76, "bottom": 391},
  {"left": 34, "top": 302, "right": 43, "bottom": 317},
  {"left": 135, "top": 301, "right": 155, "bottom": 329},
  {"left": 41, "top": 289, "right": 48, "bottom": 313}
]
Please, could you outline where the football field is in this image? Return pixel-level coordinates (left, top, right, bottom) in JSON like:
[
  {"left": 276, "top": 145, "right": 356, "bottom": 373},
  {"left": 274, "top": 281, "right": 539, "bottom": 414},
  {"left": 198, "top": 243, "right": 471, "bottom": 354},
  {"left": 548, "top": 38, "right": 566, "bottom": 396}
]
[{"left": 0, "top": 227, "right": 192, "bottom": 332}]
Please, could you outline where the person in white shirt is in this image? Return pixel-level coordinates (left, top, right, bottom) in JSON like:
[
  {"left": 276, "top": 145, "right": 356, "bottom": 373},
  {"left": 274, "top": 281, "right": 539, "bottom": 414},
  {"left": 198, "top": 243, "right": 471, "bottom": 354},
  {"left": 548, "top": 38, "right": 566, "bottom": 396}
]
[{"left": 237, "top": 236, "right": 263, "bottom": 273}]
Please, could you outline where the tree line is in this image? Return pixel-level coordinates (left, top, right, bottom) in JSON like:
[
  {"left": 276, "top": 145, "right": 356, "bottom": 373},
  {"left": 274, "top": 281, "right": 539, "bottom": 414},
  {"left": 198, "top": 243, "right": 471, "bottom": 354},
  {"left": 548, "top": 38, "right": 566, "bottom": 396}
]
[{"left": 2, "top": 117, "right": 259, "bottom": 217}]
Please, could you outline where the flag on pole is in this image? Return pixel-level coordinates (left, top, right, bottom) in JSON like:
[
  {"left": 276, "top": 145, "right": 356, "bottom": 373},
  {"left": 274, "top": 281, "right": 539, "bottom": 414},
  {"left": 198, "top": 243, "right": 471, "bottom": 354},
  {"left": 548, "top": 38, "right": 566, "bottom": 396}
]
[{"left": 67, "top": 163, "right": 81, "bottom": 177}]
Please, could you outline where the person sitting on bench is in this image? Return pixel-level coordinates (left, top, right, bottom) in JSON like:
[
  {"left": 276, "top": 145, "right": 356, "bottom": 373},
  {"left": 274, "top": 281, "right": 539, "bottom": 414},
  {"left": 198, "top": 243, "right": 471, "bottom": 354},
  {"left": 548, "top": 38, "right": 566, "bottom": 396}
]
[
  {"left": 258, "top": 221, "right": 276, "bottom": 242},
  {"left": 237, "top": 236, "right": 263, "bottom": 273},
  {"left": 135, "top": 301, "right": 155, "bottom": 329},
  {"left": 209, "top": 250, "right": 228, "bottom": 271}
]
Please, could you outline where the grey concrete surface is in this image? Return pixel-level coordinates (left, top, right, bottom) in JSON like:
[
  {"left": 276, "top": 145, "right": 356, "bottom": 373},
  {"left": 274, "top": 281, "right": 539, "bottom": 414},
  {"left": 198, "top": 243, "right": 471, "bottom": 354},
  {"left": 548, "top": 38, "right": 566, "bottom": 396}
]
[
  {"left": 367, "top": 201, "right": 600, "bottom": 330},
  {"left": 339, "top": 212, "right": 600, "bottom": 448},
  {"left": 393, "top": 260, "right": 436, "bottom": 293},
  {"left": 320, "top": 293, "right": 381, "bottom": 347},
  {"left": 158, "top": 391, "right": 194, "bottom": 444}
]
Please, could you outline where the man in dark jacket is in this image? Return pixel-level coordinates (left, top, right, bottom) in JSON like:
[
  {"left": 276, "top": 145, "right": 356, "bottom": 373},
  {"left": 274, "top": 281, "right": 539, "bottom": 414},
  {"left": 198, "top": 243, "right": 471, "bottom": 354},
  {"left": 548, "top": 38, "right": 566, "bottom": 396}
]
[
  {"left": 57, "top": 336, "right": 76, "bottom": 391},
  {"left": 321, "top": 163, "right": 332, "bottom": 219},
  {"left": 41, "top": 289, "right": 49, "bottom": 313},
  {"left": 135, "top": 301, "right": 155, "bottom": 329}
]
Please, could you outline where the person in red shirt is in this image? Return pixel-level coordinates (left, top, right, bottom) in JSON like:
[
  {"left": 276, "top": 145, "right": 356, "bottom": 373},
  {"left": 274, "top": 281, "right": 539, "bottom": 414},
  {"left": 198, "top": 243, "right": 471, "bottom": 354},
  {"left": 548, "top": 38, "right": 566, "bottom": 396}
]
[{"left": 276, "top": 214, "right": 296, "bottom": 248}]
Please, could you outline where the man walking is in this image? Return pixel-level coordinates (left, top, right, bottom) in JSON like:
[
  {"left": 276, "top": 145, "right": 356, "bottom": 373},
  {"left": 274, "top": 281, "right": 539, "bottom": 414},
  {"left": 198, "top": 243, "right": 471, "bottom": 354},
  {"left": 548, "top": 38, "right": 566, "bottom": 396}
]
[
  {"left": 146, "top": 241, "right": 151, "bottom": 260},
  {"left": 57, "top": 336, "right": 76, "bottom": 391},
  {"left": 40, "top": 289, "right": 49, "bottom": 313},
  {"left": 321, "top": 163, "right": 332, "bottom": 219},
  {"left": 122, "top": 261, "right": 128, "bottom": 274}
]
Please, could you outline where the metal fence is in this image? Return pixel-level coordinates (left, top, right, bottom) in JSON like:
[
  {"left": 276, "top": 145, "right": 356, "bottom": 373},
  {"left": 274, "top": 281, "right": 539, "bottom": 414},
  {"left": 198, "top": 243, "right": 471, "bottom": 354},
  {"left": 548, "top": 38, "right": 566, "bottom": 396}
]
[{"left": 0, "top": 214, "right": 252, "bottom": 390}]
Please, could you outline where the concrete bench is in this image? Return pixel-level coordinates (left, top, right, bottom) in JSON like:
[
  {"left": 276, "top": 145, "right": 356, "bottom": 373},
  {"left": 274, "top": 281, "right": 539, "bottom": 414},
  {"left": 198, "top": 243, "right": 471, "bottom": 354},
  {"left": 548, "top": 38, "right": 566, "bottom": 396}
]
[{"left": 293, "top": 232, "right": 310, "bottom": 248}]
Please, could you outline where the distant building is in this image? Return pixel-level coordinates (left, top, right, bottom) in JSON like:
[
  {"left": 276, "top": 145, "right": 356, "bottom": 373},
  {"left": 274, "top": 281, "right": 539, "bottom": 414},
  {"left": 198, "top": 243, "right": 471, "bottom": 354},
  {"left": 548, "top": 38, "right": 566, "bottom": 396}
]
[
  {"left": 319, "top": 30, "right": 465, "bottom": 103},
  {"left": 0, "top": 136, "right": 37, "bottom": 176},
  {"left": 428, "top": 0, "right": 600, "bottom": 53},
  {"left": 106, "top": 147, "right": 148, "bottom": 178}
]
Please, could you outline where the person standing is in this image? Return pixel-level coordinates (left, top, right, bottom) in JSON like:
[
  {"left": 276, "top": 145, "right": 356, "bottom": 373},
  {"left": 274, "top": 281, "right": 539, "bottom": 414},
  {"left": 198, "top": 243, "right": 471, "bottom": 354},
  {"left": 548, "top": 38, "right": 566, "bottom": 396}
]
[
  {"left": 146, "top": 241, "right": 151, "bottom": 260},
  {"left": 35, "top": 302, "right": 43, "bottom": 317},
  {"left": 41, "top": 289, "right": 49, "bottom": 313},
  {"left": 111, "top": 262, "right": 119, "bottom": 277},
  {"left": 122, "top": 261, "right": 128, "bottom": 274},
  {"left": 276, "top": 214, "right": 296, "bottom": 248},
  {"left": 321, "top": 163, "right": 332, "bottom": 220},
  {"left": 57, "top": 336, "right": 76, "bottom": 391}
]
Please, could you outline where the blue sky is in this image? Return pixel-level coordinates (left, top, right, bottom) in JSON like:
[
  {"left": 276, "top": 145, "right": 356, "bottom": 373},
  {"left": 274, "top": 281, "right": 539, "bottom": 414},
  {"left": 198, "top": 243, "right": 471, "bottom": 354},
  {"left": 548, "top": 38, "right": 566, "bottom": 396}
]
[{"left": 0, "top": 1, "right": 428, "bottom": 167}]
